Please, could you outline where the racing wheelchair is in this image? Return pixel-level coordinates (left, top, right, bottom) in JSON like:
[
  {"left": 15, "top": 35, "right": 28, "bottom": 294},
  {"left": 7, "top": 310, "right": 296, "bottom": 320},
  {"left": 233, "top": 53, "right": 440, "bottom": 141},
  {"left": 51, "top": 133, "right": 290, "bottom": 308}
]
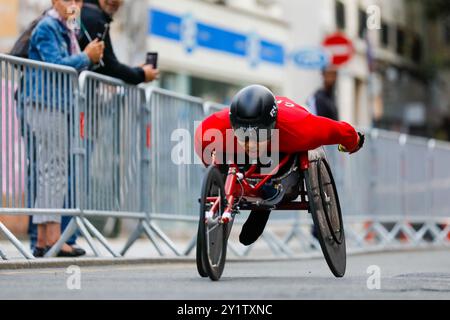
[{"left": 196, "top": 147, "right": 346, "bottom": 281}]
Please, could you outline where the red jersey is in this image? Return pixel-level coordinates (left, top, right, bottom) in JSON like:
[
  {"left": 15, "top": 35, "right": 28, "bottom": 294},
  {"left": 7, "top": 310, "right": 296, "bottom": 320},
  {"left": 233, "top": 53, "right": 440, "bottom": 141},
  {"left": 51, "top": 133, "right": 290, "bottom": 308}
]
[{"left": 194, "top": 96, "right": 358, "bottom": 163}]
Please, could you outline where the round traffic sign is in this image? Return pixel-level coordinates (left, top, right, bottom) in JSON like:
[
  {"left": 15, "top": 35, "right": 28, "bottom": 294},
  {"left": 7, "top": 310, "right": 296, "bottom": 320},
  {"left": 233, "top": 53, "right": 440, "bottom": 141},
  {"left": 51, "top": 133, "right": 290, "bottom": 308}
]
[{"left": 322, "top": 33, "right": 354, "bottom": 66}]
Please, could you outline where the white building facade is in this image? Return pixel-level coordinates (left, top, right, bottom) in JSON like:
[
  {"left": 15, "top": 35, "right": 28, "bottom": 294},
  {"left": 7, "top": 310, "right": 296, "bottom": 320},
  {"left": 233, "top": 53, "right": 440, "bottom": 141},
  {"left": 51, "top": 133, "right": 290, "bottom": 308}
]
[
  {"left": 7, "top": 0, "right": 444, "bottom": 132},
  {"left": 123, "top": 0, "right": 432, "bottom": 130}
]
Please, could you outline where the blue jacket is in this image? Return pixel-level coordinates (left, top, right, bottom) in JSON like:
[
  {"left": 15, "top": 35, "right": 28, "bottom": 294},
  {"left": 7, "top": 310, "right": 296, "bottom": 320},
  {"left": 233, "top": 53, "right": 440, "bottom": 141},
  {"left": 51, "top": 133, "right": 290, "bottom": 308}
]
[
  {"left": 21, "top": 16, "right": 91, "bottom": 109},
  {"left": 29, "top": 16, "right": 91, "bottom": 71}
]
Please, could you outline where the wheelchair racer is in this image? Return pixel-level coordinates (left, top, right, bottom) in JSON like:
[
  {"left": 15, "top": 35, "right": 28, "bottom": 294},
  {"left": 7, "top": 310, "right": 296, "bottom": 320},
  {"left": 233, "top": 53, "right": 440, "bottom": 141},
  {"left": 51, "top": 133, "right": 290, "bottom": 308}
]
[{"left": 194, "top": 85, "right": 364, "bottom": 246}]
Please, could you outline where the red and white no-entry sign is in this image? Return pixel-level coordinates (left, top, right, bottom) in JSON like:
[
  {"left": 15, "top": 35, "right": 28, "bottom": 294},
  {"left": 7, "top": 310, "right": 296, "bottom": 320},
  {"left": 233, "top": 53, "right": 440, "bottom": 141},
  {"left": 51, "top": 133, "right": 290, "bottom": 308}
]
[{"left": 322, "top": 33, "right": 354, "bottom": 67}]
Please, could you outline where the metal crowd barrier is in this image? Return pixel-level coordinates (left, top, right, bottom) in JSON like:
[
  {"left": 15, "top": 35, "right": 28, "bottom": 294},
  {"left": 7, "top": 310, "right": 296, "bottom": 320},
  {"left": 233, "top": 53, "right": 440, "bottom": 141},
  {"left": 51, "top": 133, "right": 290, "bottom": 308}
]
[
  {"left": 46, "top": 72, "right": 148, "bottom": 258},
  {"left": 1, "top": 53, "right": 449, "bottom": 261},
  {"left": 121, "top": 87, "right": 206, "bottom": 257},
  {"left": 326, "top": 129, "right": 450, "bottom": 219},
  {"left": 79, "top": 71, "right": 144, "bottom": 215},
  {"left": 1, "top": 54, "right": 81, "bottom": 259},
  {"left": 203, "top": 101, "right": 227, "bottom": 115}
]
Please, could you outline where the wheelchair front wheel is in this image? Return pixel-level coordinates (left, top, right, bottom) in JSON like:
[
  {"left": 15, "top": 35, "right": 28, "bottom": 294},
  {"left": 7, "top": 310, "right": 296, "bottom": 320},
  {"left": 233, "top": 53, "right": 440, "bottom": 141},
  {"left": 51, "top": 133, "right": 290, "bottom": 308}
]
[{"left": 196, "top": 166, "right": 229, "bottom": 281}]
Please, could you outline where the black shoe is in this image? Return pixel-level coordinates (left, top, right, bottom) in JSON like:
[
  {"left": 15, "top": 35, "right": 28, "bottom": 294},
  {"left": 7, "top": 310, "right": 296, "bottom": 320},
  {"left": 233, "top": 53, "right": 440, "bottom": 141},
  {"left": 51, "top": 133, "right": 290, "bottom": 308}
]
[
  {"left": 49, "top": 247, "right": 86, "bottom": 258},
  {"left": 239, "top": 210, "right": 271, "bottom": 246},
  {"left": 33, "top": 247, "right": 48, "bottom": 258},
  {"left": 56, "top": 246, "right": 86, "bottom": 258}
]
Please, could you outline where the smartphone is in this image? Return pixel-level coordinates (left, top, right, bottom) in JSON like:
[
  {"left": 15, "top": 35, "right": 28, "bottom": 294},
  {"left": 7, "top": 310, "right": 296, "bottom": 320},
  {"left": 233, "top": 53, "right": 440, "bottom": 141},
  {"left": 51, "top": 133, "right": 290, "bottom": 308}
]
[{"left": 146, "top": 52, "right": 158, "bottom": 69}]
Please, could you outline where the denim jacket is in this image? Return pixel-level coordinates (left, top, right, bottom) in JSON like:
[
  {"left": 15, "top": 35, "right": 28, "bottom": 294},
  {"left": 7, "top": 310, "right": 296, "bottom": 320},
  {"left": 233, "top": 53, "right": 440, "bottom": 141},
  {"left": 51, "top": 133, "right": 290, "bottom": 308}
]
[
  {"left": 20, "top": 16, "right": 91, "bottom": 110},
  {"left": 29, "top": 16, "right": 90, "bottom": 71}
]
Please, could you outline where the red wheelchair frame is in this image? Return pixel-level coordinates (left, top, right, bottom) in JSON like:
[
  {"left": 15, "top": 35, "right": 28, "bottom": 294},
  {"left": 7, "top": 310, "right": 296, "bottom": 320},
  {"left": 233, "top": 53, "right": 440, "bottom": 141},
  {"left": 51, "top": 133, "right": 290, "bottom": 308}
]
[
  {"left": 198, "top": 149, "right": 346, "bottom": 281},
  {"left": 206, "top": 152, "right": 310, "bottom": 225}
]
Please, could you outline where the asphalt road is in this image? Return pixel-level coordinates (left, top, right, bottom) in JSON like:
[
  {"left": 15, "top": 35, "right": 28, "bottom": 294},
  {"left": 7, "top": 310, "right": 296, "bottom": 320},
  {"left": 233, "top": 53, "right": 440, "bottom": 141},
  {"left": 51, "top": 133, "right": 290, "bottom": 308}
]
[{"left": 0, "top": 249, "right": 449, "bottom": 300}]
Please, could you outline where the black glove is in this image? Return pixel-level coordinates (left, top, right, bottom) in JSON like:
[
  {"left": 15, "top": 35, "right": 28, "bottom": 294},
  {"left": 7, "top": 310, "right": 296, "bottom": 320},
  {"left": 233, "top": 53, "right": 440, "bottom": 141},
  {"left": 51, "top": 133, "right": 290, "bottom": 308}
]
[{"left": 338, "top": 132, "right": 365, "bottom": 154}]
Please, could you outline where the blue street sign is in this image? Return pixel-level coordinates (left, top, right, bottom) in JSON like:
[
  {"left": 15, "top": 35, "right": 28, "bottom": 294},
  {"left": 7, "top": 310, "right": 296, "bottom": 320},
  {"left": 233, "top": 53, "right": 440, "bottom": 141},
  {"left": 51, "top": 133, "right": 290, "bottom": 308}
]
[
  {"left": 291, "top": 48, "right": 330, "bottom": 69},
  {"left": 149, "top": 9, "right": 285, "bottom": 67}
]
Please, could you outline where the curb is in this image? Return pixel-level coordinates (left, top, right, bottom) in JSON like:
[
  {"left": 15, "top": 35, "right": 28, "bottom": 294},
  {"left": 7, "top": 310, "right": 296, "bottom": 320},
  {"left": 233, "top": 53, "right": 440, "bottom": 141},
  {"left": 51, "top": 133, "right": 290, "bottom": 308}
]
[
  {"left": 0, "top": 246, "right": 447, "bottom": 271},
  {"left": 0, "top": 257, "right": 195, "bottom": 270}
]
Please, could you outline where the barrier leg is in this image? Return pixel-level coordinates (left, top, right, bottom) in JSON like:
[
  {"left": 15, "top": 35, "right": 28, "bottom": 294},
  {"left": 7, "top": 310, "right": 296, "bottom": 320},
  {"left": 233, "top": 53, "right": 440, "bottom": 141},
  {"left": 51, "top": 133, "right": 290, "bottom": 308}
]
[
  {"left": 297, "top": 226, "right": 321, "bottom": 251},
  {"left": 387, "top": 222, "right": 405, "bottom": 245},
  {"left": 182, "top": 234, "right": 197, "bottom": 256},
  {"left": 120, "top": 221, "right": 144, "bottom": 256},
  {"left": 141, "top": 221, "right": 164, "bottom": 256},
  {"left": 283, "top": 213, "right": 301, "bottom": 245},
  {"left": 242, "top": 245, "right": 253, "bottom": 257},
  {"left": 227, "top": 241, "right": 243, "bottom": 257},
  {"left": 75, "top": 217, "right": 102, "bottom": 257},
  {"left": 401, "top": 222, "right": 421, "bottom": 245},
  {"left": 372, "top": 222, "right": 392, "bottom": 246},
  {"left": 0, "top": 222, "right": 34, "bottom": 260},
  {"left": 45, "top": 218, "right": 78, "bottom": 257},
  {"left": 345, "top": 226, "right": 366, "bottom": 248},
  {"left": 147, "top": 221, "right": 181, "bottom": 256},
  {"left": 82, "top": 217, "right": 120, "bottom": 257},
  {"left": 265, "top": 229, "right": 294, "bottom": 257},
  {"left": 282, "top": 220, "right": 320, "bottom": 252},
  {"left": 413, "top": 223, "right": 430, "bottom": 244},
  {"left": 0, "top": 247, "right": 7, "bottom": 260},
  {"left": 438, "top": 223, "right": 450, "bottom": 244},
  {"left": 283, "top": 227, "right": 297, "bottom": 246},
  {"left": 261, "top": 233, "right": 284, "bottom": 257}
]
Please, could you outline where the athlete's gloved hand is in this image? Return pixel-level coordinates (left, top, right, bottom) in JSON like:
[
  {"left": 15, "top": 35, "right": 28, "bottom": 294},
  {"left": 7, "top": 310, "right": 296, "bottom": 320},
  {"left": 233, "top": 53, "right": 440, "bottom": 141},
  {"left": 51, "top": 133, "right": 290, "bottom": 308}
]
[{"left": 338, "top": 132, "right": 365, "bottom": 154}]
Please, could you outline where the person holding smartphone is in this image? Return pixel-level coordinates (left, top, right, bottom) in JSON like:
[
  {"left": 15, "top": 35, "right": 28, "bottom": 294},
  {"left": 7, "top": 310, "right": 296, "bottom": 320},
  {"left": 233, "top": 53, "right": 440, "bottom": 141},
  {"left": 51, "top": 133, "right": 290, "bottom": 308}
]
[{"left": 78, "top": 0, "right": 159, "bottom": 84}]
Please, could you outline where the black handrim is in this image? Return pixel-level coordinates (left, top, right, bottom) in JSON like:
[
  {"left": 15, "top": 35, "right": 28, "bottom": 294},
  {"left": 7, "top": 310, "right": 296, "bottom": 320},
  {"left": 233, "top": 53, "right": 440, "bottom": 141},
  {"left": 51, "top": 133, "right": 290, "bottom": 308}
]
[
  {"left": 197, "top": 166, "right": 228, "bottom": 281},
  {"left": 196, "top": 223, "right": 208, "bottom": 278},
  {"left": 317, "top": 159, "right": 344, "bottom": 245}
]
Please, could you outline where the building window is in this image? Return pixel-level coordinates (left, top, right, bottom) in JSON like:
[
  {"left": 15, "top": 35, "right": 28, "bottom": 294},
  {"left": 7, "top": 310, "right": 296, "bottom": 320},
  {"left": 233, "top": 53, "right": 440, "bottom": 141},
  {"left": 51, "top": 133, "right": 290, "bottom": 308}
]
[
  {"left": 412, "top": 34, "right": 422, "bottom": 63},
  {"left": 396, "top": 27, "right": 405, "bottom": 55},
  {"left": 358, "top": 9, "right": 367, "bottom": 39},
  {"left": 381, "top": 21, "right": 389, "bottom": 47},
  {"left": 336, "top": 1, "right": 346, "bottom": 30},
  {"left": 191, "top": 76, "right": 244, "bottom": 105}
]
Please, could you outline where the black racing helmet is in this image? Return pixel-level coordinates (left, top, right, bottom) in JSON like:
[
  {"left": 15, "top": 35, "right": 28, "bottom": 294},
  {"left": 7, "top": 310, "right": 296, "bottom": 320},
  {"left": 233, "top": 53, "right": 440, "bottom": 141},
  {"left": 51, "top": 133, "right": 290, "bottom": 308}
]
[{"left": 229, "top": 85, "right": 278, "bottom": 142}]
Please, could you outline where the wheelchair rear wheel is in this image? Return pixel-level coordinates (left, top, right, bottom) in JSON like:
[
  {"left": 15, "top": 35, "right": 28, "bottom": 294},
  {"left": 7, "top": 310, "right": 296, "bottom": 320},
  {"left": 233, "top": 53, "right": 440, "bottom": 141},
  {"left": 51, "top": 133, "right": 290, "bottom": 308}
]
[{"left": 305, "top": 158, "right": 346, "bottom": 278}]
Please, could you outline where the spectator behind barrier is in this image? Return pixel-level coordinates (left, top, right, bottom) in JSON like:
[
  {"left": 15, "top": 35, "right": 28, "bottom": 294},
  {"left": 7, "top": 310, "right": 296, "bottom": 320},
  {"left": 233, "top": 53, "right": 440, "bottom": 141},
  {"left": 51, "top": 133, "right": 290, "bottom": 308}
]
[
  {"left": 24, "top": 0, "right": 105, "bottom": 258},
  {"left": 78, "top": 0, "right": 159, "bottom": 84},
  {"left": 306, "top": 65, "right": 340, "bottom": 242},
  {"left": 306, "top": 65, "right": 339, "bottom": 121}
]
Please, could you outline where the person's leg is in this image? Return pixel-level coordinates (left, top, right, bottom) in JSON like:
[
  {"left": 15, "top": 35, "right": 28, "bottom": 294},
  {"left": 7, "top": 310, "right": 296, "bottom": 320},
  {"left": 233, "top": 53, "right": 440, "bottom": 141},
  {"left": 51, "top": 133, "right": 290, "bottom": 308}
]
[
  {"left": 311, "top": 225, "right": 319, "bottom": 240},
  {"left": 33, "top": 223, "right": 47, "bottom": 257},
  {"left": 36, "top": 224, "right": 47, "bottom": 249},
  {"left": 61, "top": 216, "right": 77, "bottom": 246},
  {"left": 30, "top": 108, "right": 79, "bottom": 256},
  {"left": 239, "top": 209, "right": 272, "bottom": 246},
  {"left": 61, "top": 120, "right": 80, "bottom": 247},
  {"left": 46, "top": 221, "right": 74, "bottom": 250},
  {"left": 28, "top": 219, "right": 38, "bottom": 251},
  {"left": 27, "top": 131, "right": 38, "bottom": 251},
  {"left": 46, "top": 221, "right": 85, "bottom": 257},
  {"left": 45, "top": 222, "right": 64, "bottom": 247},
  {"left": 28, "top": 113, "right": 47, "bottom": 257}
]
